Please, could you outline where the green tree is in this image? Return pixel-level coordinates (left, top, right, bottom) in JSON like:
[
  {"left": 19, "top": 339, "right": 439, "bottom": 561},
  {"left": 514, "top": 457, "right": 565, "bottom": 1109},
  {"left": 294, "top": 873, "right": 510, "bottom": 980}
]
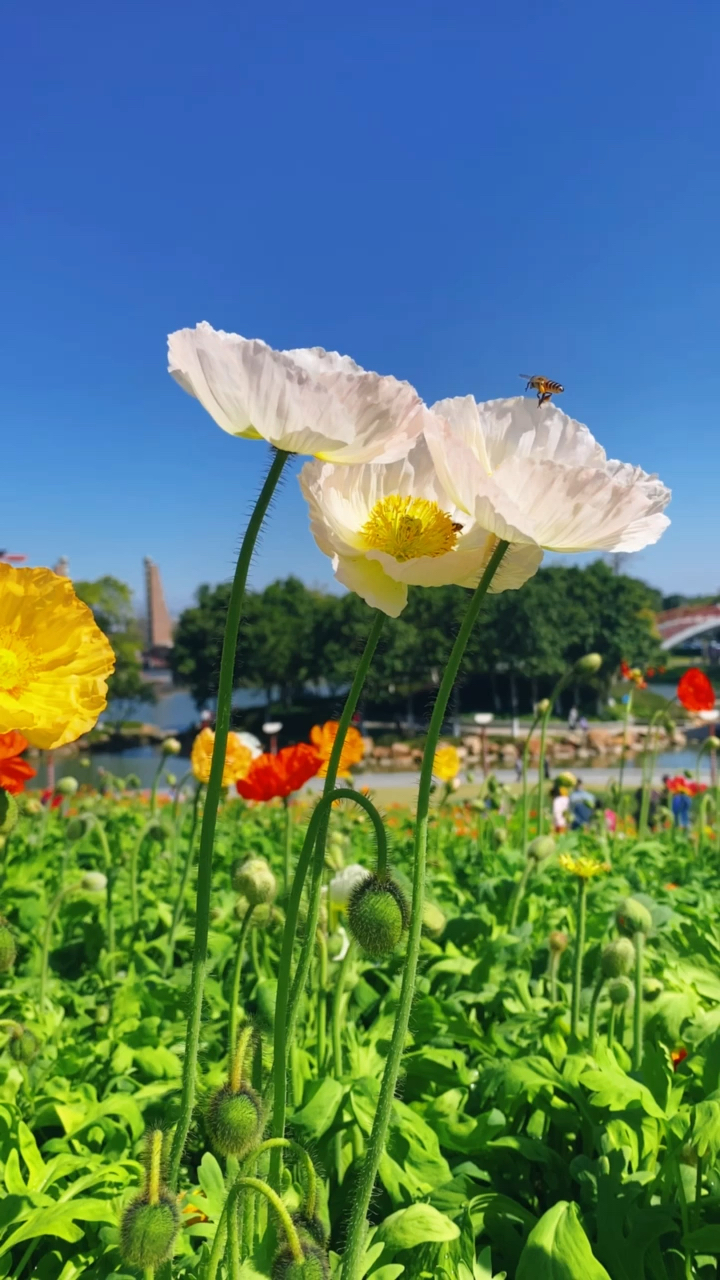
[{"left": 74, "top": 576, "right": 155, "bottom": 722}]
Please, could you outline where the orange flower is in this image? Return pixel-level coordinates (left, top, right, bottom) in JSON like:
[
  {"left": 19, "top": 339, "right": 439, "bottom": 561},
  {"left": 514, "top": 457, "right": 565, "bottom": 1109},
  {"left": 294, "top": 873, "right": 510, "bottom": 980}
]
[
  {"left": 310, "top": 721, "right": 365, "bottom": 778},
  {"left": 190, "top": 727, "right": 252, "bottom": 786},
  {"left": 677, "top": 668, "right": 715, "bottom": 713},
  {"left": 671, "top": 1047, "right": 688, "bottom": 1071},
  {"left": 237, "top": 743, "right": 321, "bottom": 802},
  {"left": 0, "top": 731, "right": 36, "bottom": 795}
]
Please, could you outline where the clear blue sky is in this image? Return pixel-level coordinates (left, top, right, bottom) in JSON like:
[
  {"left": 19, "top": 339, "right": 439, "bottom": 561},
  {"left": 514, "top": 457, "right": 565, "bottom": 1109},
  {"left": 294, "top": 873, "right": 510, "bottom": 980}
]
[{"left": 3, "top": 0, "right": 718, "bottom": 614}]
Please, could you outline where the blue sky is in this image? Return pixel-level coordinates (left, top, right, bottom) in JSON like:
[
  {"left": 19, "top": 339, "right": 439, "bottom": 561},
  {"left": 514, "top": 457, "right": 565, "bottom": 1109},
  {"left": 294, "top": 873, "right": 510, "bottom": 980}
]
[{"left": 3, "top": 0, "right": 718, "bottom": 614}]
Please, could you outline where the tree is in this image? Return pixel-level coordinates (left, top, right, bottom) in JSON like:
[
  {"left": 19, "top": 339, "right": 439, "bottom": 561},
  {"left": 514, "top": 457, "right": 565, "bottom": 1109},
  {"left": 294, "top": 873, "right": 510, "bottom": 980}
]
[{"left": 74, "top": 576, "right": 155, "bottom": 722}]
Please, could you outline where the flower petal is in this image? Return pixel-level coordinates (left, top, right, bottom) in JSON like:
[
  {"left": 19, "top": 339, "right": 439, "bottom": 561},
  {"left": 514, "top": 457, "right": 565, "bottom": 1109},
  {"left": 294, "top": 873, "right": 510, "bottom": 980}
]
[{"left": 333, "top": 555, "right": 408, "bottom": 617}]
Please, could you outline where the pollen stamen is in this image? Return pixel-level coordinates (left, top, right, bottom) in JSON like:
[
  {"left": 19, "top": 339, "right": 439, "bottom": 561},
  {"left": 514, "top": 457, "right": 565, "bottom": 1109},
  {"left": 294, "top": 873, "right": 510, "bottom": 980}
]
[{"left": 360, "top": 495, "right": 459, "bottom": 562}]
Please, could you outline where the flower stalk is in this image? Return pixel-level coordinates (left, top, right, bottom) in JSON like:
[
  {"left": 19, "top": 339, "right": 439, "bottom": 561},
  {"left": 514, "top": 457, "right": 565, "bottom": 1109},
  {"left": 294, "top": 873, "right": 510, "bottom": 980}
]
[
  {"left": 341, "top": 539, "right": 509, "bottom": 1280},
  {"left": 570, "top": 876, "right": 588, "bottom": 1040},
  {"left": 168, "top": 447, "right": 290, "bottom": 1189}
]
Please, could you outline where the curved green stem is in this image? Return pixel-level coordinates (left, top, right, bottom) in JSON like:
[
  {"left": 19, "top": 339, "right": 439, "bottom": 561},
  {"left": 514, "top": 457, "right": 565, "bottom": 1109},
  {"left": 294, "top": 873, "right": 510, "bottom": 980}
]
[
  {"left": 283, "top": 796, "right": 293, "bottom": 898},
  {"left": 150, "top": 755, "right": 165, "bottom": 818},
  {"left": 341, "top": 539, "right": 509, "bottom": 1280},
  {"left": 509, "top": 859, "right": 533, "bottom": 933},
  {"left": 40, "top": 883, "right": 78, "bottom": 1011},
  {"left": 268, "top": 613, "right": 384, "bottom": 1191},
  {"left": 633, "top": 930, "right": 645, "bottom": 1071},
  {"left": 588, "top": 974, "right": 605, "bottom": 1053},
  {"left": 168, "top": 447, "right": 290, "bottom": 1189},
  {"left": 162, "top": 785, "right": 204, "bottom": 977},
  {"left": 570, "top": 877, "right": 588, "bottom": 1040},
  {"left": 608, "top": 1002, "right": 617, "bottom": 1049}
]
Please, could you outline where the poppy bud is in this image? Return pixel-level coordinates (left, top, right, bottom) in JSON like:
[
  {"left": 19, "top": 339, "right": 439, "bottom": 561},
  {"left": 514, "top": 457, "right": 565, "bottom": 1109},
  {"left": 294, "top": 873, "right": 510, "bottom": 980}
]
[
  {"left": 272, "top": 1245, "right": 330, "bottom": 1280},
  {"left": 207, "top": 1083, "right": 263, "bottom": 1158},
  {"left": 574, "top": 653, "right": 603, "bottom": 675},
  {"left": 0, "top": 790, "right": 18, "bottom": 835},
  {"left": 81, "top": 871, "right": 108, "bottom": 894},
  {"left": 615, "top": 897, "right": 652, "bottom": 937},
  {"left": 9, "top": 1026, "right": 38, "bottom": 1063},
  {"left": 708, "top": 736, "right": 720, "bottom": 750},
  {"left": 292, "top": 1212, "right": 329, "bottom": 1250},
  {"left": 120, "top": 1194, "right": 180, "bottom": 1267},
  {"left": 347, "top": 874, "right": 409, "bottom": 958},
  {"left": 0, "top": 924, "right": 16, "bottom": 972},
  {"left": 165, "top": 772, "right": 177, "bottom": 787},
  {"left": 161, "top": 737, "right": 182, "bottom": 756},
  {"left": 608, "top": 976, "right": 633, "bottom": 1006},
  {"left": 601, "top": 937, "right": 635, "bottom": 978},
  {"left": 527, "top": 835, "right": 555, "bottom": 863},
  {"left": 23, "top": 797, "right": 43, "bottom": 816},
  {"left": 66, "top": 817, "right": 86, "bottom": 842},
  {"left": 536, "top": 699, "right": 551, "bottom": 715},
  {"left": 56, "top": 776, "right": 79, "bottom": 796},
  {"left": 233, "top": 857, "right": 277, "bottom": 906},
  {"left": 422, "top": 900, "right": 447, "bottom": 938},
  {"left": 548, "top": 930, "right": 569, "bottom": 954}
]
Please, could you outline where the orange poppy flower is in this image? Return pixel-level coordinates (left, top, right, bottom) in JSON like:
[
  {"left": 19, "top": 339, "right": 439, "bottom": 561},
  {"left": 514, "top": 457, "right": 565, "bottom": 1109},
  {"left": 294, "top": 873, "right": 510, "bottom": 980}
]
[
  {"left": 0, "top": 731, "right": 36, "bottom": 794},
  {"left": 677, "top": 668, "right": 715, "bottom": 713},
  {"left": 671, "top": 1047, "right": 688, "bottom": 1071},
  {"left": 310, "top": 721, "right": 365, "bottom": 779},
  {"left": 236, "top": 743, "right": 321, "bottom": 802}
]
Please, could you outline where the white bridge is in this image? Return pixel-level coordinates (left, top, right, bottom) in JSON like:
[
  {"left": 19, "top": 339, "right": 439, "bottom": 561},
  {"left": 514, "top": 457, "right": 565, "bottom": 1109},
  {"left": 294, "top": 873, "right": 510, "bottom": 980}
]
[{"left": 656, "top": 605, "right": 720, "bottom": 651}]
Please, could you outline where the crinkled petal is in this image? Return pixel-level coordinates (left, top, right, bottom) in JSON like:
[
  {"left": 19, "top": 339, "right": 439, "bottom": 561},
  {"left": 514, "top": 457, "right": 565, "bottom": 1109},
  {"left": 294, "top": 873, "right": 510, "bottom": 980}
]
[{"left": 168, "top": 322, "right": 427, "bottom": 462}]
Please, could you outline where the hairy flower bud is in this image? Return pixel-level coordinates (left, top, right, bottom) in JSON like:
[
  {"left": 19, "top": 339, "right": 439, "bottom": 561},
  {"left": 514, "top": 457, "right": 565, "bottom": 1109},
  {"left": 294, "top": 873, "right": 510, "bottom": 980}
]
[
  {"left": 293, "top": 1211, "right": 329, "bottom": 1250},
  {"left": 272, "top": 1245, "right": 330, "bottom": 1280},
  {"left": 347, "top": 874, "right": 409, "bottom": 958},
  {"left": 161, "top": 737, "right": 182, "bottom": 756},
  {"left": 120, "top": 1194, "right": 179, "bottom": 1267},
  {"left": 0, "top": 790, "right": 18, "bottom": 835},
  {"left": 574, "top": 653, "right": 603, "bottom": 676},
  {"left": 65, "top": 816, "right": 86, "bottom": 843},
  {"left": 56, "top": 776, "right": 79, "bottom": 796},
  {"left": 0, "top": 923, "right": 16, "bottom": 972},
  {"left": 232, "top": 857, "right": 277, "bottom": 906},
  {"left": 601, "top": 937, "right": 635, "bottom": 978},
  {"left": 207, "top": 1083, "right": 263, "bottom": 1158},
  {"left": 527, "top": 835, "right": 555, "bottom": 863},
  {"left": 548, "top": 930, "right": 570, "bottom": 954},
  {"left": 616, "top": 897, "right": 652, "bottom": 937},
  {"left": 81, "top": 871, "right": 108, "bottom": 894},
  {"left": 9, "top": 1026, "right": 38, "bottom": 1063},
  {"left": 608, "top": 976, "right": 634, "bottom": 1006}
]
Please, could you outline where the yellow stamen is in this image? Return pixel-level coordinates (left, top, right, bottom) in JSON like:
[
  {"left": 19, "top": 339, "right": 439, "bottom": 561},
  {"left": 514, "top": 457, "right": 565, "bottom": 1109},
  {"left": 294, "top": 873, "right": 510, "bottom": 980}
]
[
  {"left": 360, "top": 495, "right": 459, "bottom": 562},
  {"left": 0, "top": 632, "right": 34, "bottom": 698}
]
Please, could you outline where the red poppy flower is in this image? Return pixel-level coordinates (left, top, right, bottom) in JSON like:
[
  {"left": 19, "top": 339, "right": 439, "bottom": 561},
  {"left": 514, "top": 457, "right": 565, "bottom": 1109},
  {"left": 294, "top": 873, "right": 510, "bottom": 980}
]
[
  {"left": 671, "top": 1047, "right": 688, "bottom": 1071},
  {"left": 237, "top": 743, "right": 321, "bottom": 802},
  {"left": 0, "top": 731, "right": 36, "bottom": 795},
  {"left": 620, "top": 660, "right": 632, "bottom": 680},
  {"left": 41, "top": 788, "right": 62, "bottom": 809},
  {"left": 677, "top": 668, "right": 716, "bottom": 712}
]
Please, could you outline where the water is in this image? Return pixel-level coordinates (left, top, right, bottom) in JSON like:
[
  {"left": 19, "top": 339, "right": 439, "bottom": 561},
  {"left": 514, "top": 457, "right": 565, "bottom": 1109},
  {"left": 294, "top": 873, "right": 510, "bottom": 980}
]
[{"left": 101, "top": 687, "right": 267, "bottom": 733}]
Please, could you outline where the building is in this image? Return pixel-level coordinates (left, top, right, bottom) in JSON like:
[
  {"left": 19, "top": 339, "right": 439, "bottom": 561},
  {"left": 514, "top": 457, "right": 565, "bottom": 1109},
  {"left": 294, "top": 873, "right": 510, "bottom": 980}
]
[{"left": 143, "top": 557, "right": 173, "bottom": 676}]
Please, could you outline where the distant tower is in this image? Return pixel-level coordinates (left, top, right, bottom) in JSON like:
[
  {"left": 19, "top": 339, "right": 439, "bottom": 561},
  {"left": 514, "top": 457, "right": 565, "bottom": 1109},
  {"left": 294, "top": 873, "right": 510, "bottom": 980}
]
[
  {"left": 53, "top": 556, "right": 70, "bottom": 577},
  {"left": 144, "top": 558, "right": 173, "bottom": 652}
]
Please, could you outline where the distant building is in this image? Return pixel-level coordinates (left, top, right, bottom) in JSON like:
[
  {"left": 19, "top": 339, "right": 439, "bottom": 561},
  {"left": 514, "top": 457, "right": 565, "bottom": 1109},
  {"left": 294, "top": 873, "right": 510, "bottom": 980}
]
[
  {"left": 53, "top": 556, "right": 70, "bottom": 577},
  {"left": 143, "top": 558, "right": 173, "bottom": 675}
]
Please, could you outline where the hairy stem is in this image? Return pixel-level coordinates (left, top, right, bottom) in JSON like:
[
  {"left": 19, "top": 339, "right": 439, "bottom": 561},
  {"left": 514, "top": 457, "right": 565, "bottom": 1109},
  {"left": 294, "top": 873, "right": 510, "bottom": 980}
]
[
  {"left": 633, "top": 930, "right": 645, "bottom": 1071},
  {"left": 570, "top": 877, "right": 588, "bottom": 1040}
]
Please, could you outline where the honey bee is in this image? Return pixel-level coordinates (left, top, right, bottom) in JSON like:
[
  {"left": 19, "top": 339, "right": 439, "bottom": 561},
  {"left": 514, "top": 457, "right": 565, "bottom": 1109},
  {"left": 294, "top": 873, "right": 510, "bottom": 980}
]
[
  {"left": 451, "top": 521, "right": 464, "bottom": 534},
  {"left": 520, "top": 375, "right": 564, "bottom": 407}
]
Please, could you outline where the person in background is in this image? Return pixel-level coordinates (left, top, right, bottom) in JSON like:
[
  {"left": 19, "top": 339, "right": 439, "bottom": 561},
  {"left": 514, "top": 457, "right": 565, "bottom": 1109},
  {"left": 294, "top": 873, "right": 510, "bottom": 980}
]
[
  {"left": 578, "top": 714, "right": 589, "bottom": 731},
  {"left": 569, "top": 778, "right": 595, "bottom": 830},
  {"left": 567, "top": 706, "right": 579, "bottom": 730},
  {"left": 551, "top": 780, "right": 570, "bottom": 832}
]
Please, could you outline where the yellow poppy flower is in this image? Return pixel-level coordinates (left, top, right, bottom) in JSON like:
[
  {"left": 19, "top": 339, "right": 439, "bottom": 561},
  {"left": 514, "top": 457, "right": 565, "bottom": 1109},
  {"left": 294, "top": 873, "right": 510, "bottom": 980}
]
[
  {"left": 310, "top": 721, "right": 365, "bottom": 779},
  {"left": 0, "top": 564, "right": 115, "bottom": 749},
  {"left": 191, "top": 727, "right": 253, "bottom": 786},
  {"left": 558, "top": 853, "right": 610, "bottom": 880},
  {"left": 433, "top": 744, "right": 461, "bottom": 783}
]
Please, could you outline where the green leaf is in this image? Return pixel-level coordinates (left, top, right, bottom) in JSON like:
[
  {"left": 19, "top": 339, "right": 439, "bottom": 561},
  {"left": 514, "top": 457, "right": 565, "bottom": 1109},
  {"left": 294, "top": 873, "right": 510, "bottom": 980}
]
[
  {"left": 516, "top": 1201, "right": 611, "bottom": 1280},
  {"left": 683, "top": 1225, "right": 720, "bottom": 1252},
  {"left": 18, "top": 1122, "right": 46, "bottom": 1190},
  {"left": 691, "top": 1100, "right": 720, "bottom": 1161},
  {"left": 134, "top": 1044, "right": 182, "bottom": 1078},
  {"left": 0, "top": 1197, "right": 117, "bottom": 1255},
  {"left": 580, "top": 1064, "right": 665, "bottom": 1119},
  {"left": 376, "top": 1204, "right": 460, "bottom": 1250},
  {"left": 292, "top": 1077, "right": 346, "bottom": 1139},
  {"left": 197, "top": 1152, "right": 227, "bottom": 1220}
]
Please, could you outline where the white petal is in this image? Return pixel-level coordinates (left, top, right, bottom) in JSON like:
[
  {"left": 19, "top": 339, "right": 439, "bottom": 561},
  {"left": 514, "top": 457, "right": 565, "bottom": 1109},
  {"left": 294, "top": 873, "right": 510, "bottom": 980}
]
[
  {"left": 168, "top": 323, "right": 426, "bottom": 462},
  {"left": 367, "top": 535, "right": 543, "bottom": 592},
  {"left": 334, "top": 554, "right": 408, "bottom": 617}
]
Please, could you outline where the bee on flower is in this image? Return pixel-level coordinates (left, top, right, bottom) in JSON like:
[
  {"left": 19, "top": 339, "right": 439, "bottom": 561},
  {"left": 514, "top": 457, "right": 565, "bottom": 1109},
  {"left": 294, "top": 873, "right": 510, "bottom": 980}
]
[{"left": 557, "top": 853, "right": 611, "bottom": 879}]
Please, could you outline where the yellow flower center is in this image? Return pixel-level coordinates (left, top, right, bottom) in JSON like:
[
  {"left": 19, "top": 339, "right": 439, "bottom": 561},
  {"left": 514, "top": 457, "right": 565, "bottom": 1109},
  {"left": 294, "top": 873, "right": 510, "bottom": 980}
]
[
  {"left": 360, "top": 495, "right": 460, "bottom": 562},
  {"left": 0, "top": 631, "right": 34, "bottom": 698}
]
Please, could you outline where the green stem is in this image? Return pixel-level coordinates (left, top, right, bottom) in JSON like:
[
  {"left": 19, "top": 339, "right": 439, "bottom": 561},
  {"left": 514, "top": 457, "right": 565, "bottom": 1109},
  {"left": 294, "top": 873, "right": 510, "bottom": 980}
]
[
  {"left": 639, "top": 697, "right": 676, "bottom": 836},
  {"left": 283, "top": 796, "right": 293, "bottom": 898},
  {"left": 268, "top": 614, "right": 384, "bottom": 1191},
  {"left": 40, "top": 883, "right": 77, "bottom": 1011},
  {"left": 608, "top": 1002, "right": 617, "bottom": 1048},
  {"left": 228, "top": 905, "right": 256, "bottom": 1063},
  {"left": 548, "top": 951, "right": 560, "bottom": 1005},
  {"left": 89, "top": 821, "right": 115, "bottom": 980},
  {"left": 162, "top": 785, "right": 204, "bottom": 977},
  {"left": 571, "top": 877, "right": 588, "bottom": 1040},
  {"left": 509, "top": 860, "right": 533, "bottom": 933},
  {"left": 633, "top": 930, "right": 645, "bottom": 1071},
  {"left": 521, "top": 711, "right": 541, "bottom": 856},
  {"left": 168, "top": 447, "right": 290, "bottom": 1189},
  {"left": 588, "top": 974, "right": 605, "bottom": 1053},
  {"left": 150, "top": 755, "right": 164, "bottom": 818},
  {"left": 341, "top": 539, "right": 509, "bottom": 1280},
  {"left": 617, "top": 687, "right": 633, "bottom": 797},
  {"left": 332, "top": 941, "right": 355, "bottom": 1077},
  {"left": 129, "top": 820, "right": 164, "bottom": 930},
  {"left": 536, "top": 671, "right": 572, "bottom": 836},
  {"left": 316, "top": 929, "right": 328, "bottom": 1070}
]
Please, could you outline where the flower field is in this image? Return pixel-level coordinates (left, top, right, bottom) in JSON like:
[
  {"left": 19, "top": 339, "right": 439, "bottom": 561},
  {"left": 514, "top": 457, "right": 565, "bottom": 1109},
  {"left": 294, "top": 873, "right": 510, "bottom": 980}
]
[{"left": 2, "top": 773, "right": 720, "bottom": 1280}]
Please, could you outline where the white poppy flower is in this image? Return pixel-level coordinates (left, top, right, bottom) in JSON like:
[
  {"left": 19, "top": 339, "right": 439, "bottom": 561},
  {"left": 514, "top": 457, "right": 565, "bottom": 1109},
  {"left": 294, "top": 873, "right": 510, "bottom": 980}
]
[
  {"left": 424, "top": 397, "right": 670, "bottom": 554},
  {"left": 329, "top": 863, "right": 371, "bottom": 908},
  {"left": 168, "top": 322, "right": 428, "bottom": 463},
  {"left": 299, "top": 437, "right": 543, "bottom": 617}
]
